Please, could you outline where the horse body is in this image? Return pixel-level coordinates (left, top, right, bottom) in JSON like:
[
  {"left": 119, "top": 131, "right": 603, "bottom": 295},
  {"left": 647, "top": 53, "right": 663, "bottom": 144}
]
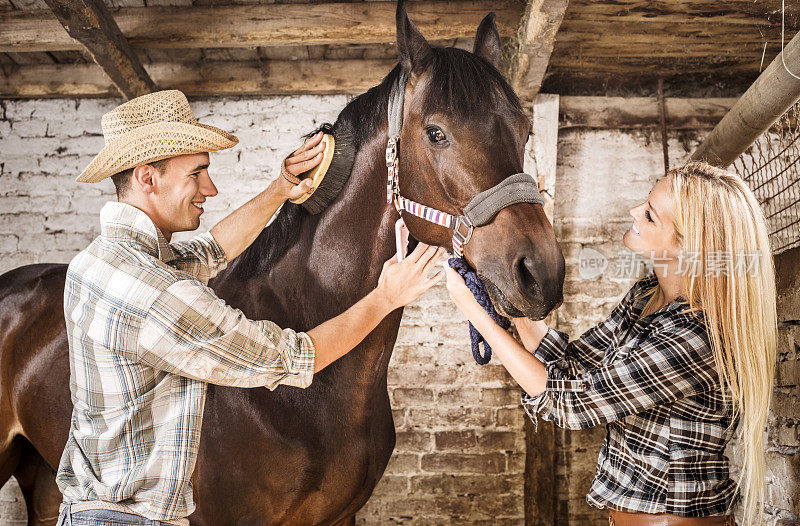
[
  {"left": 192, "top": 133, "right": 402, "bottom": 524},
  {"left": 0, "top": 264, "right": 72, "bottom": 523},
  {"left": 0, "top": 4, "right": 565, "bottom": 524}
]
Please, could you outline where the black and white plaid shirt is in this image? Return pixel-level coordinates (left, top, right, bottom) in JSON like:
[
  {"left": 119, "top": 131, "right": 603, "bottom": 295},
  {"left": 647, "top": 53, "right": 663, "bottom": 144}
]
[{"left": 522, "top": 273, "right": 738, "bottom": 517}]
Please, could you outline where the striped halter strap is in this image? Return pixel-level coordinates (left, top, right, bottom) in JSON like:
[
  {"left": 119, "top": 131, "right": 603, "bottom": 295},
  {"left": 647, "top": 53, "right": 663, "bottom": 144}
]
[{"left": 385, "top": 69, "right": 545, "bottom": 257}]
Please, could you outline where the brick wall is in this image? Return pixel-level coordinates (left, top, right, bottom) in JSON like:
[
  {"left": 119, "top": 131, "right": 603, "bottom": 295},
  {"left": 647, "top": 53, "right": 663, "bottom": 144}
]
[
  {"left": 0, "top": 96, "right": 526, "bottom": 524},
  {"left": 770, "top": 247, "right": 800, "bottom": 525}
]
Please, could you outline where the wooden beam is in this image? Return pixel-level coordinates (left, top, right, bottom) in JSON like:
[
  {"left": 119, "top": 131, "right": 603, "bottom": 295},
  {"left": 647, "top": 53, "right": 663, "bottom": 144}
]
[
  {"left": 0, "top": 1, "right": 524, "bottom": 53},
  {"left": 0, "top": 59, "right": 396, "bottom": 98},
  {"left": 523, "top": 95, "right": 559, "bottom": 526},
  {"left": 42, "top": 0, "right": 156, "bottom": 99},
  {"left": 691, "top": 29, "right": 800, "bottom": 167},
  {"left": 0, "top": 62, "right": 745, "bottom": 118},
  {"left": 524, "top": 419, "right": 557, "bottom": 526},
  {"left": 508, "top": 0, "right": 569, "bottom": 104},
  {"left": 530, "top": 93, "right": 558, "bottom": 219},
  {"left": 559, "top": 96, "right": 737, "bottom": 129}
]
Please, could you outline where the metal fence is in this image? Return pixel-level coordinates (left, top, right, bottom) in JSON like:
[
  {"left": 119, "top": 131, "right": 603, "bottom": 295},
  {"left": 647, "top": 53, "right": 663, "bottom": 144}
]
[{"left": 732, "top": 100, "right": 800, "bottom": 254}]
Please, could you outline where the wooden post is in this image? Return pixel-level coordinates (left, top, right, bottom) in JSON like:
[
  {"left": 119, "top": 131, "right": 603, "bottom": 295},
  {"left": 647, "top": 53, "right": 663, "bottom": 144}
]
[
  {"left": 509, "top": 0, "right": 569, "bottom": 104},
  {"left": 42, "top": 0, "right": 157, "bottom": 99},
  {"left": 0, "top": 2, "right": 523, "bottom": 53},
  {"left": 0, "top": 59, "right": 396, "bottom": 98},
  {"left": 524, "top": 94, "right": 559, "bottom": 526},
  {"left": 691, "top": 30, "right": 800, "bottom": 168}
]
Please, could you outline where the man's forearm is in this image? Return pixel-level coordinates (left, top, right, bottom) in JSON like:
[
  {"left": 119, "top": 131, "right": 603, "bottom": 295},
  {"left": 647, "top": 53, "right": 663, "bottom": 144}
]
[
  {"left": 307, "top": 290, "right": 395, "bottom": 373},
  {"left": 210, "top": 183, "right": 285, "bottom": 262}
]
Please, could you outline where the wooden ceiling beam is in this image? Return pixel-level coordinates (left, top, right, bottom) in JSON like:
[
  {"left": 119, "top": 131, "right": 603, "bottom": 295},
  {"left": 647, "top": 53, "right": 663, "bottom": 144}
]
[
  {"left": 0, "top": 59, "right": 397, "bottom": 98},
  {"left": 559, "top": 96, "right": 736, "bottom": 129},
  {"left": 0, "top": 1, "right": 523, "bottom": 53},
  {"left": 0, "top": 59, "right": 738, "bottom": 132},
  {"left": 42, "top": 0, "right": 156, "bottom": 99},
  {"left": 508, "top": 0, "right": 569, "bottom": 104}
]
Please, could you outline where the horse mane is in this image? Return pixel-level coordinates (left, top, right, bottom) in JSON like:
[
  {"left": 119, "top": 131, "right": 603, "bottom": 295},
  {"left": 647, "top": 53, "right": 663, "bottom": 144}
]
[
  {"left": 227, "top": 66, "right": 402, "bottom": 277},
  {"left": 229, "top": 47, "right": 524, "bottom": 278}
]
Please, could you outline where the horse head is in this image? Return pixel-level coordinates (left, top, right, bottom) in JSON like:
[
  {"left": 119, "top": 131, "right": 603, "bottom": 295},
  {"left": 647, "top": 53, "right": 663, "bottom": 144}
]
[{"left": 393, "top": 1, "right": 565, "bottom": 320}]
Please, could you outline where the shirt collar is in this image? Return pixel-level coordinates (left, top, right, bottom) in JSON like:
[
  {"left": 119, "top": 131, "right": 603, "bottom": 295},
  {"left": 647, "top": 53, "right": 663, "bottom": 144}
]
[
  {"left": 633, "top": 272, "right": 687, "bottom": 316},
  {"left": 99, "top": 202, "right": 176, "bottom": 262}
]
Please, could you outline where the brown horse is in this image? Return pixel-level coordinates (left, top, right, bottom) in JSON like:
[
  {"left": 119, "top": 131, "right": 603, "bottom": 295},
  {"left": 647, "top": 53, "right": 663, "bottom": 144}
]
[{"left": 0, "top": 3, "right": 565, "bottom": 524}]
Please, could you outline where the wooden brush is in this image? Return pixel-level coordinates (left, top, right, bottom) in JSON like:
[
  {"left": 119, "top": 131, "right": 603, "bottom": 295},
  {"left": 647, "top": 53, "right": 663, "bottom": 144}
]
[{"left": 289, "top": 129, "right": 356, "bottom": 215}]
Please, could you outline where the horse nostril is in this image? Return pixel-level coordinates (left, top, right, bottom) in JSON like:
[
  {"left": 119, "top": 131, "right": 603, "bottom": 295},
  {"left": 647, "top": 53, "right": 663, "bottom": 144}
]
[{"left": 515, "top": 256, "right": 540, "bottom": 295}]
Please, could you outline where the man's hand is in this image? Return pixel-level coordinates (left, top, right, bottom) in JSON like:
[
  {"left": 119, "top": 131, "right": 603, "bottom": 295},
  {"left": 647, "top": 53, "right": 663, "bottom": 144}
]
[
  {"left": 274, "top": 131, "right": 326, "bottom": 200},
  {"left": 307, "top": 242, "right": 444, "bottom": 373},
  {"left": 376, "top": 243, "right": 445, "bottom": 311}
]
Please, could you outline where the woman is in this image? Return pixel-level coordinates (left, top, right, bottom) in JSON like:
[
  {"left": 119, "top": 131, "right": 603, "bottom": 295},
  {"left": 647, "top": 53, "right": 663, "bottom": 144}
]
[{"left": 444, "top": 162, "right": 777, "bottom": 526}]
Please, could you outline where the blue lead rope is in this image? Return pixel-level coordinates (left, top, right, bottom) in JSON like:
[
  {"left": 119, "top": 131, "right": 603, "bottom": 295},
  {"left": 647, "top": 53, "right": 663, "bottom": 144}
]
[{"left": 448, "top": 257, "right": 511, "bottom": 365}]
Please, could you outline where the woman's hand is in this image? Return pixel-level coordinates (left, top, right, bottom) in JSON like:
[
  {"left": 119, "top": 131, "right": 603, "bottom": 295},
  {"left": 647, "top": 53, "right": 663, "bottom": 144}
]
[{"left": 443, "top": 263, "right": 490, "bottom": 324}]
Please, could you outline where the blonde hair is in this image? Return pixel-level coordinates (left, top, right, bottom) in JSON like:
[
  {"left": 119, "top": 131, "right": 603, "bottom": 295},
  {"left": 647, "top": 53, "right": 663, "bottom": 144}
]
[{"left": 666, "top": 161, "right": 777, "bottom": 526}]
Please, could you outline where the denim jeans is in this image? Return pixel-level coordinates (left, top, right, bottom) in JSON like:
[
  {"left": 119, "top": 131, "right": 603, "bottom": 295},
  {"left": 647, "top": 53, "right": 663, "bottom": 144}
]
[{"left": 56, "top": 504, "right": 173, "bottom": 526}]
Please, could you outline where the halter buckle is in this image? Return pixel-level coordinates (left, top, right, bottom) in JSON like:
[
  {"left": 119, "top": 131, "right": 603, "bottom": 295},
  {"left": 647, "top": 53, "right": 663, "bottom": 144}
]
[{"left": 452, "top": 215, "right": 474, "bottom": 257}]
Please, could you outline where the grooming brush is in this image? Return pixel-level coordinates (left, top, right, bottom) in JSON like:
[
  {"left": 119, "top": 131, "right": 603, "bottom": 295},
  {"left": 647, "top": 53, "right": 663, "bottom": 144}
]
[{"left": 289, "top": 130, "right": 356, "bottom": 215}]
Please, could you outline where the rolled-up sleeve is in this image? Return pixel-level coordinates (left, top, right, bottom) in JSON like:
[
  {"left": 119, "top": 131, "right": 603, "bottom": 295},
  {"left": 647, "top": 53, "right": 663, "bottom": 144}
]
[
  {"left": 533, "top": 284, "right": 641, "bottom": 373},
  {"left": 522, "top": 319, "right": 718, "bottom": 430},
  {"left": 138, "top": 279, "right": 315, "bottom": 389},
  {"left": 169, "top": 232, "right": 228, "bottom": 284}
]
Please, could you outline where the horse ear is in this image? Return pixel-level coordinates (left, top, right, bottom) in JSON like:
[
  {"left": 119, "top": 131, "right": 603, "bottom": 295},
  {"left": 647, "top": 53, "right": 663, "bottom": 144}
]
[
  {"left": 396, "top": 0, "right": 433, "bottom": 74},
  {"left": 473, "top": 12, "right": 502, "bottom": 71}
]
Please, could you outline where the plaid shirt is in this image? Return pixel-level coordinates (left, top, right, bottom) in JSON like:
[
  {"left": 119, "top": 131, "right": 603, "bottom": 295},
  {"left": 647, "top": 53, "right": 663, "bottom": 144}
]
[
  {"left": 522, "top": 273, "right": 737, "bottom": 517},
  {"left": 56, "top": 202, "right": 316, "bottom": 521}
]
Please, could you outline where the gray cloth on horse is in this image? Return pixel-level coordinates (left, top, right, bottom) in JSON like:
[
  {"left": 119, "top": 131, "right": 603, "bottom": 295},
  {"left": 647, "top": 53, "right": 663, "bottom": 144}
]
[{"left": 464, "top": 173, "right": 545, "bottom": 226}]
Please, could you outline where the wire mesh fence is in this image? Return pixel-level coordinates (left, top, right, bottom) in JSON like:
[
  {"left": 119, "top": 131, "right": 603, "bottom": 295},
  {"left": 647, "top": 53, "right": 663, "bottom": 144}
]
[{"left": 731, "top": 99, "right": 800, "bottom": 254}]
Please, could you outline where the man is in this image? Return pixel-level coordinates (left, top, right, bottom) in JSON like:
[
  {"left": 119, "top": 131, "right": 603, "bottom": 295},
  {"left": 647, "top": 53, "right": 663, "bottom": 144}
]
[{"left": 55, "top": 90, "right": 443, "bottom": 526}]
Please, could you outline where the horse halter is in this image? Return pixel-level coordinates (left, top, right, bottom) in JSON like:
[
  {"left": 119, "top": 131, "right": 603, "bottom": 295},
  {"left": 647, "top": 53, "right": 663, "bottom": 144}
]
[{"left": 385, "top": 70, "right": 545, "bottom": 257}]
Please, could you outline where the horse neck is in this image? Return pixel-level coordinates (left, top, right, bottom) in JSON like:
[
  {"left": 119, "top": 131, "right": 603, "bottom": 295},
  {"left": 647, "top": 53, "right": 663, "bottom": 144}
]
[
  {"left": 215, "top": 129, "right": 401, "bottom": 389},
  {"left": 298, "top": 131, "right": 402, "bottom": 373}
]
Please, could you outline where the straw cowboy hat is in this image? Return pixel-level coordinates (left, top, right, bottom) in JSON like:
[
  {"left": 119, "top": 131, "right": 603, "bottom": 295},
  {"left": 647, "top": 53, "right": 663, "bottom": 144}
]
[{"left": 77, "top": 90, "right": 239, "bottom": 183}]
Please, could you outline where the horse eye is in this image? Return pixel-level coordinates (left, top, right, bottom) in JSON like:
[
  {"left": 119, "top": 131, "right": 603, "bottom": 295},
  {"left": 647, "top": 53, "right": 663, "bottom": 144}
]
[{"left": 426, "top": 126, "right": 447, "bottom": 144}]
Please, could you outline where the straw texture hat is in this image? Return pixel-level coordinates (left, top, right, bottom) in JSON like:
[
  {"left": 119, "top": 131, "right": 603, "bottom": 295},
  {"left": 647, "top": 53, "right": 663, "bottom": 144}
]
[{"left": 77, "top": 90, "right": 239, "bottom": 183}]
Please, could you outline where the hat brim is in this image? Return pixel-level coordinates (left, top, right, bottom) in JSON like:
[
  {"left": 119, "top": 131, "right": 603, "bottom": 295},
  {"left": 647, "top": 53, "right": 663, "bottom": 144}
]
[{"left": 77, "top": 121, "right": 239, "bottom": 183}]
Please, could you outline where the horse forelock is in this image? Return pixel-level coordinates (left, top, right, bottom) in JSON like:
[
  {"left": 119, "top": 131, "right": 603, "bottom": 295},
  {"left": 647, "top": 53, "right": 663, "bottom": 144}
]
[{"left": 421, "top": 47, "right": 527, "bottom": 124}]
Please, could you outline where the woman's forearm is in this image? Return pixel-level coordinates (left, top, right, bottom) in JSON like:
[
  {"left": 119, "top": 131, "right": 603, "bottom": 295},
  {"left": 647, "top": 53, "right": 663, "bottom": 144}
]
[
  {"left": 513, "top": 317, "right": 549, "bottom": 354},
  {"left": 469, "top": 311, "right": 548, "bottom": 396}
]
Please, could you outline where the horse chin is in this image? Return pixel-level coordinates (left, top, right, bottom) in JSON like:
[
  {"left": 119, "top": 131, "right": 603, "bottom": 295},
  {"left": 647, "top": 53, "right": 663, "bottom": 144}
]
[
  {"left": 478, "top": 274, "right": 523, "bottom": 319},
  {"left": 478, "top": 274, "right": 553, "bottom": 321}
]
